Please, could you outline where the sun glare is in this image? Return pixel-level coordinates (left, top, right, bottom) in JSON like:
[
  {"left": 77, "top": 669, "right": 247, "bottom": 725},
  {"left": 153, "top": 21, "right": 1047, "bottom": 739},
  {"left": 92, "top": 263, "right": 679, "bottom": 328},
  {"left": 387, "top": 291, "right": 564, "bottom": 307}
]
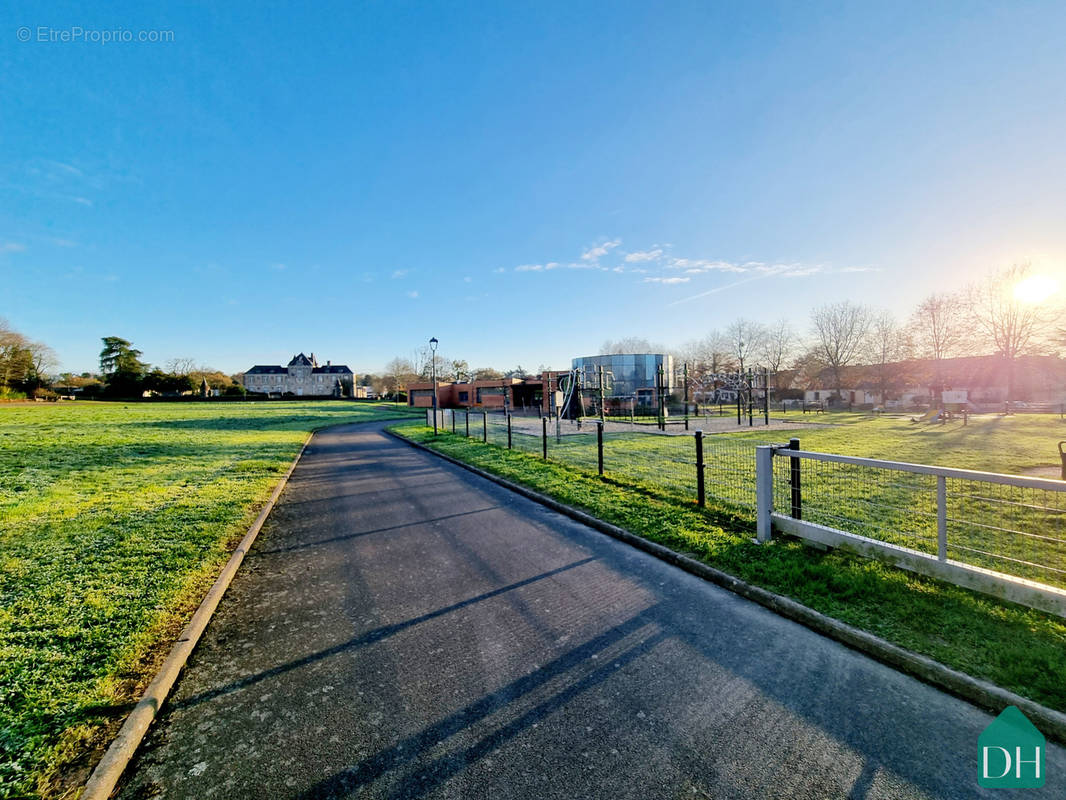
[{"left": 1013, "top": 273, "right": 1060, "bottom": 304}]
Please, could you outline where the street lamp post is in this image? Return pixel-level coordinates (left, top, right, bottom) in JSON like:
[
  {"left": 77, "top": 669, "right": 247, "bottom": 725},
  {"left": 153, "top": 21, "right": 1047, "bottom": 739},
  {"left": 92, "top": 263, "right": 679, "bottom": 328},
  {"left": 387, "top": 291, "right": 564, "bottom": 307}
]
[{"left": 430, "top": 337, "right": 439, "bottom": 435}]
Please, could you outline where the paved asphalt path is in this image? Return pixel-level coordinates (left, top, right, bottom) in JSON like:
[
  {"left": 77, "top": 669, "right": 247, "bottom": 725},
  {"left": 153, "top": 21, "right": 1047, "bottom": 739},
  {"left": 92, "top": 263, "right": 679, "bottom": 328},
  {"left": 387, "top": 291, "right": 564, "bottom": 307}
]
[{"left": 118, "top": 421, "right": 1066, "bottom": 799}]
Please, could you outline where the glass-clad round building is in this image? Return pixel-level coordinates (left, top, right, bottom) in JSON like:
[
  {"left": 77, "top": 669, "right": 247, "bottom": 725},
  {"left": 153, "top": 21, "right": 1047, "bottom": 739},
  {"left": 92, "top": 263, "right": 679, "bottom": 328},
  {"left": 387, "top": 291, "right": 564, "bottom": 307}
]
[{"left": 570, "top": 353, "right": 675, "bottom": 398}]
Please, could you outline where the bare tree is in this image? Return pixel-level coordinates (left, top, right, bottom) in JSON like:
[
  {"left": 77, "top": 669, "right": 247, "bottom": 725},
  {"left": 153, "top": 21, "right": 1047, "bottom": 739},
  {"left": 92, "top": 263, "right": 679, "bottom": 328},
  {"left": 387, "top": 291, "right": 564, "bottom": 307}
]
[
  {"left": 759, "top": 319, "right": 797, "bottom": 390},
  {"left": 809, "top": 301, "right": 873, "bottom": 399},
  {"left": 383, "top": 356, "right": 416, "bottom": 397},
  {"left": 599, "top": 337, "right": 665, "bottom": 354},
  {"left": 724, "top": 319, "right": 767, "bottom": 374},
  {"left": 165, "top": 357, "right": 197, "bottom": 376},
  {"left": 450, "top": 359, "right": 470, "bottom": 382},
  {"left": 970, "top": 263, "right": 1056, "bottom": 403},
  {"left": 413, "top": 345, "right": 449, "bottom": 382},
  {"left": 792, "top": 347, "right": 827, "bottom": 390},
  {"left": 868, "top": 311, "right": 903, "bottom": 403},
  {"left": 905, "top": 292, "right": 971, "bottom": 401},
  {"left": 0, "top": 319, "right": 30, "bottom": 389},
  {"left": 676, "top": 331, "right": 730, "bottom": 395}
]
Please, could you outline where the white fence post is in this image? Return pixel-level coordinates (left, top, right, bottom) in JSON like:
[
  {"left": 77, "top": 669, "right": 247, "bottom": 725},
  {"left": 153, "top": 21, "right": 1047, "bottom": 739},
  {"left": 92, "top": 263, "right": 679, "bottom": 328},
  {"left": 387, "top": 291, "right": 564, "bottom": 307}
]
[
  {"left": 937, "top": 475, "right": 947, "bottom": 561},
  {"left": 756, "top": 445, "right": 773, "bottom": 543}
]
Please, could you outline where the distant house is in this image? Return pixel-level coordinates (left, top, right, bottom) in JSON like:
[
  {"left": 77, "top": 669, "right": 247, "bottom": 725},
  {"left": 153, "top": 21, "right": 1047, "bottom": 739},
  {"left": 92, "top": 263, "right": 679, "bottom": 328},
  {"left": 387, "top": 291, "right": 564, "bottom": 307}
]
[
  {"left": 802, "top": 388, "right": 881, "bottom": 407},
  {"left": 795, "top": 354, "right": 1066, "bottom": 409},
  {"left": 242, "top": 353, "right": 355, "bottom": 397}
]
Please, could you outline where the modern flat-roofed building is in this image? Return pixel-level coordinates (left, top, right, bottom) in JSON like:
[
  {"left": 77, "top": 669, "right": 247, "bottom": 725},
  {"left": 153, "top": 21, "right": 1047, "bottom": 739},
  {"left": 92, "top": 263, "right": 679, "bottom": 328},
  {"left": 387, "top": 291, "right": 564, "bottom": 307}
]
[{"left": 243, "top": 352, "right": 354, "bottom": 397}]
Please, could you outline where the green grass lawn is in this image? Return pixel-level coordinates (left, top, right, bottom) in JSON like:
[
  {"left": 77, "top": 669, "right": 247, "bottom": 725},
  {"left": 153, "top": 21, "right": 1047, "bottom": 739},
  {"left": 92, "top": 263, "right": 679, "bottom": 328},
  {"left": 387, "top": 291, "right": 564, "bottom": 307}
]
[
  {"left": 0, "top": 400, "right": 419, "bottom": 799},
  {"left": 393, "top": 416, "right": 1066, "bottom": 721},
  {"left": 473, "top": 411, "right": 1066, "bottom": 588}
]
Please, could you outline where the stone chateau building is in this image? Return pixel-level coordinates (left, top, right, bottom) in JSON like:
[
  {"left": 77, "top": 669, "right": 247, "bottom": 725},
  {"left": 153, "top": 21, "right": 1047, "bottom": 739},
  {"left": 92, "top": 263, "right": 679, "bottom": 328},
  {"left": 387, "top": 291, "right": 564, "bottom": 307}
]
[{"left": 243, "top": 353, "right": 355, "bottom": 397}]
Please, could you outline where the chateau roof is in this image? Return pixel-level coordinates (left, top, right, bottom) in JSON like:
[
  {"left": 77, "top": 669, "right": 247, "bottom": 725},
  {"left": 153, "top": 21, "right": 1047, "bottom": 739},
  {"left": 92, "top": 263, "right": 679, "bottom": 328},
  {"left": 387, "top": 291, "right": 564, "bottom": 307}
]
[{"left": 245, "top": 360, "right": 353, "bottom": 375}]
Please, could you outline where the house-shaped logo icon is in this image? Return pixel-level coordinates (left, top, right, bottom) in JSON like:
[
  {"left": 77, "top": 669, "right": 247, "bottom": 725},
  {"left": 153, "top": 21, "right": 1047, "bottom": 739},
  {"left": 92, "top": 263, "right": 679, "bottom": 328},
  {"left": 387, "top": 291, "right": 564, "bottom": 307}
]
[{"left": 978, "top": 706, "right": 1045, "bottom": 788}]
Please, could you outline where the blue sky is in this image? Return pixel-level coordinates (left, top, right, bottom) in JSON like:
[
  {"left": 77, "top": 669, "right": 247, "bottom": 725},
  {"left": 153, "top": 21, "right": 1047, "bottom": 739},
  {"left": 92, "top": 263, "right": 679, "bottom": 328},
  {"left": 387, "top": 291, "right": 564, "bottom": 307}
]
[{"left": 3, "top": 1, "right": 1065, "bottom": 375}]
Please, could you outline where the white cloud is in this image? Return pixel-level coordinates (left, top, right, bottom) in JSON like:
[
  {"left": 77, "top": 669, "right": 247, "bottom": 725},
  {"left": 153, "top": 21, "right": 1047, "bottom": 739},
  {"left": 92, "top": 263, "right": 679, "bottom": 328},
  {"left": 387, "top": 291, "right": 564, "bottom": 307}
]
[
  {"left": 624, "top": 249, "right": 662, "bottom": 263},
  {"left": 71, "top": 196, "right": 93, "bottom": 207},
  {"left": 644, "top": 276, "right": 690, "bottom": 284},
  {"left": 407, "top": 290, "right": 419, "bottom": 299},
  {"left": 581, "top": 239, "right": 621, "bottom": 262},
  {"left": 43, "top": 160, "right": 84, "bottom": 177},
  {"left": 1, "top": 242, "right": 26, "bottom": 253},
  {"left": 391, "top": 269, "right": 408, "bottom": 279},
  {"left": 493, "top": 267, "right": 506, "bottom": 274},
  {"left": 515, "top": 264, "right": 543, "bottom": 272},
  {"left": 838, "top": 266, "right": 882, "bottom": 273},
  {"left": 668, "top": 258, "right": 748, "bottom": 274},
  {"left": 52, "top": 238, "right": 77, "bottom": 248},
  {"left": 780, "top": 267, "right": 823, "bottom": 278},
  {"left": 270, "top": 262, "right": 286, "bottom": 271}
]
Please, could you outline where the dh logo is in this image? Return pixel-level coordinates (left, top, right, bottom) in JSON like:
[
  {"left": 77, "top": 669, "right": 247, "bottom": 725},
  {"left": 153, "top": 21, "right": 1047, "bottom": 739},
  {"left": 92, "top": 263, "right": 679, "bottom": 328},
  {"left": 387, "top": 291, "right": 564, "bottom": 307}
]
[{"left": 978, "top": 706, "right": 1045, "bottom": 788}]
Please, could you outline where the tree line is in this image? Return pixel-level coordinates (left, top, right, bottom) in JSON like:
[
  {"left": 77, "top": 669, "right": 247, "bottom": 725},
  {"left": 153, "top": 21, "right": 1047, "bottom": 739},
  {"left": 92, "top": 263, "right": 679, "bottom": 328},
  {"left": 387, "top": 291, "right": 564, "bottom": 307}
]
[
  {"left": 93, "top": 337, "right": 246, "bottom": 398},
  {"left": 0, "top": 318, "right": 57, "bottom": 399},
  {"left": 372, "top": 263, "right": 1063, "bottom": 405},
  {"left": 0, "top": 327, "right": 246, "bottom": 400},
  {"left": 678, "top": 263, "right": 1060, "bottom": 402}
]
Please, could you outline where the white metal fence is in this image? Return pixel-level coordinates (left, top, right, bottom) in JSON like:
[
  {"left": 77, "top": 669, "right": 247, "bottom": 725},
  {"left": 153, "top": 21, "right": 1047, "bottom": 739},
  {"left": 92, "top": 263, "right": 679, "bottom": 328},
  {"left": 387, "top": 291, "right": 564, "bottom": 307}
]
[
  {"left": 425, "top": 409, "right": 1066, "bottom": 618},
  {"left": 756, "top": 445, "right": 1066, "bottom": 618}
]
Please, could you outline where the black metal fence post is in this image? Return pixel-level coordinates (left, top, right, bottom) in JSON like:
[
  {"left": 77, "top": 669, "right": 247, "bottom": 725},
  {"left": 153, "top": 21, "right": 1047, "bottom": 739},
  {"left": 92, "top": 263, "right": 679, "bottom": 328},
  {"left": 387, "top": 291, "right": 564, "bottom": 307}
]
[
  {"left": 763, "top": 368, "right": 770, "bottom": 426},
  {"left": 542, "top": 416, "right": 548, "bottom": 459},
  {"left": 695, "top": 430, "right": 705, "bottom": 507},
  {"left": 598, "top": 365, "right": 605, "bottom": 424},
  {"left": 597, "top": 421, "right": 604, "bottom": 476},
  {"left": 683, "top": 362, "right": 689, "bottom": 431},
  {"left": 465, "top": 410, "right": 470, "bottom": 438},
  {"left": 748, "top": 370, "right": 754, "bottom": 427},
  {"left": 789, "top": 437, "right": 802, "bottom": 519},
  {"left": 451, "top": 410, "right": 456, "bottom": 434},
  {"left": 656, "top": 365, "right": 665, "bottom": 431},
  {"left": 507, "top": 413, "right": 512, "bottom": 449},
  {"left": 482, "top": 411, "right": 488, "bottom": 443}
]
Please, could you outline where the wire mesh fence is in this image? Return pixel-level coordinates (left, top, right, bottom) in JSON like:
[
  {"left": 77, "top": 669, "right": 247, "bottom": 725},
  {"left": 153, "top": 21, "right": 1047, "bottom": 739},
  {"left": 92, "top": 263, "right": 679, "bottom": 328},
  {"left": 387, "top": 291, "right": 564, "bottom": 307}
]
[
  {"left": 944, "top": 476, "right": 1066, "bottom": 588},
  {"left": 771, "top": 450, "right": 1066, "bottom": 590},
  {"left": 432, "top": 409, "right": 1066, "bottom": 599},
  {"left": 440, "top": 409, "right": 771, "bottom": 516}
]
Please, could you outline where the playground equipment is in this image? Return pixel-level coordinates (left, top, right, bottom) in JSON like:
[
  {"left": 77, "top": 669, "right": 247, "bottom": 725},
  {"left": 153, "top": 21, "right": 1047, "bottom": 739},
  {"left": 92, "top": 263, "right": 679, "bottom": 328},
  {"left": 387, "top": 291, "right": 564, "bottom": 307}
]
[
  {"left": 911, "top": 408, "right": 941, "bottom": 423},
  {"left": 689, "top": 369, "right": 772, "bottom": 427},
  {"left": 555, "top": 366, "right": 614, "bottom": 420}
]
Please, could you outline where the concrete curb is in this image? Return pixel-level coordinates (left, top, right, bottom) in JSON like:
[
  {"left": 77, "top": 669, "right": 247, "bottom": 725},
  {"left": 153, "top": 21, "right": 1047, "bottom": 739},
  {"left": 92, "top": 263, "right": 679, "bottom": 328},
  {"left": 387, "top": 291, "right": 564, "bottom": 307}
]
[
  {"left": 81, "top": 431, "right": 316, "bottom": 800},
  {"left": 388, "top": 428, "right": 1066, "bottom": 745}
]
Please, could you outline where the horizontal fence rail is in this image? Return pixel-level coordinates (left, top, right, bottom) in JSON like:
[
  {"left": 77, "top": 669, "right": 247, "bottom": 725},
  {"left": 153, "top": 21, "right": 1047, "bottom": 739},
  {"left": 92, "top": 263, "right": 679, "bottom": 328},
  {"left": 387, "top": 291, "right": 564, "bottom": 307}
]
[
  {"left": 434, "top": 409, "right": 771, "bottom": 516},
  {"left": 424, "top": 410, "right": 1066, "bottom": 618},
  {"left": 764, "top": 446, "right": 1066, "bottom": 618}
]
